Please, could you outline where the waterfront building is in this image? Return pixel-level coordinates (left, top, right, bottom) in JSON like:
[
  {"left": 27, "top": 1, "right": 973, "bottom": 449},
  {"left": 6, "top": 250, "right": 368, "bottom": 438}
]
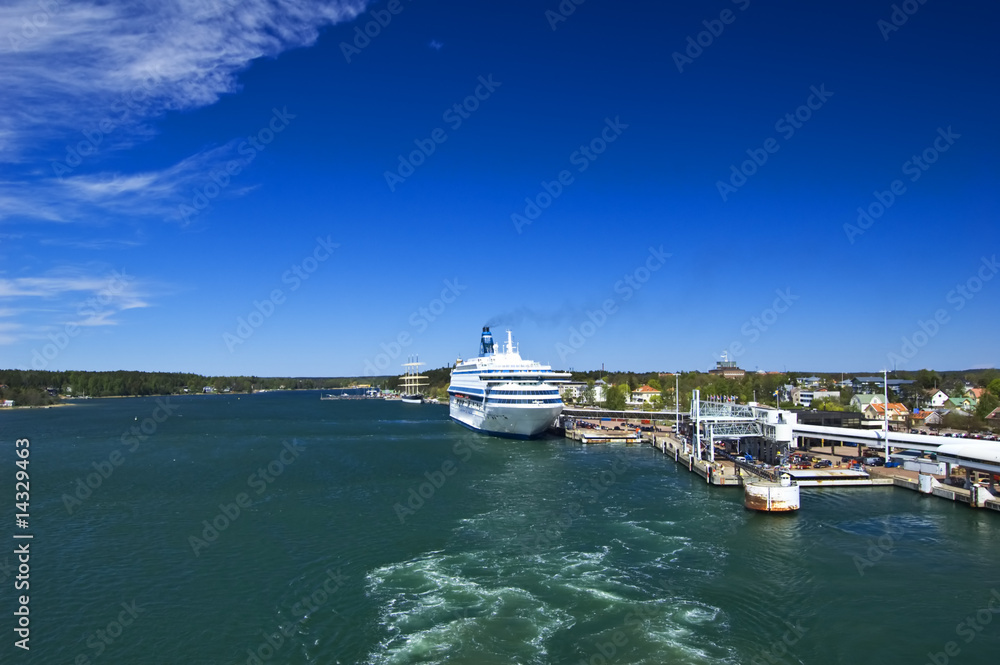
[
  {"left": 850, "top": 393, "right": 884, "bottom": 411},
  {"left": 791, "top": 388, "right": 840, "bottom": 407}
]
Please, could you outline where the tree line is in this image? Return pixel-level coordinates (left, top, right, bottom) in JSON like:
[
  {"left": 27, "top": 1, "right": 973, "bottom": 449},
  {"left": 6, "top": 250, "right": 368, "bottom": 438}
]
[{"left": 0, "top": 369, "right": 372, "bottom": 405}]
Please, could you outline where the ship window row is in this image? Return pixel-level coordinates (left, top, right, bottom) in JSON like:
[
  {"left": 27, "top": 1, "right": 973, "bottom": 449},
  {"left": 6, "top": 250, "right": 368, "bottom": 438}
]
[
  {"left": 452, "top": 395, "right": 485, "bottom": 403},
  {"left": 490, "top": 390, "right": 559, "bottom": 396},
  {"left": 486, "top": 398, "right": 563, "bottom": 404},
  {"left": 480, "top": 370, "right": 550, "bottom": 374}
]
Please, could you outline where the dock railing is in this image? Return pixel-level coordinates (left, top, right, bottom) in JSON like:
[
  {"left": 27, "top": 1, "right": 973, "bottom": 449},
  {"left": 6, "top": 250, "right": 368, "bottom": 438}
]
[{"left": 729, "top": 456, "right": 778, "bottom": 482}]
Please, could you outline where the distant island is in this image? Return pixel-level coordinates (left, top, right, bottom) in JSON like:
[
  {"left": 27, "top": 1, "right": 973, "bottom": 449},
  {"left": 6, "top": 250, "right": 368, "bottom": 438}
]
[{"left": 2, "top": 366, "right": 997, "bottom": 434}]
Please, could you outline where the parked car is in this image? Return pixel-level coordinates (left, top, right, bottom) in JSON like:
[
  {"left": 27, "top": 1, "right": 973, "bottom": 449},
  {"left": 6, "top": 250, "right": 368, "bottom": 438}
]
[{"left": 813, "top": 459, "right": 833, "bottom": 468}]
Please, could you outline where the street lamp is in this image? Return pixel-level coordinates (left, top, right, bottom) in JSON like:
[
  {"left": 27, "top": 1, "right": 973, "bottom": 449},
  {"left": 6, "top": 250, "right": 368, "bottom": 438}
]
[{"left": 883, "top": 368, "right": 890, "bottom": 464}]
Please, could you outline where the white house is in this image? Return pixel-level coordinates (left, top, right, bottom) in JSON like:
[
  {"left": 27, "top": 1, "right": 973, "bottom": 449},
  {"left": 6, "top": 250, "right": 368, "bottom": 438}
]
[
  {"left": 558, "top": 382, "right": 588, "bottom": 401},
  {"left": 630, "top": 385, "right": 661, "bottom": 405},
  {"left": 559, "top": 380, "right": 608, "bottom": 404},
  {"left": 792, "top": 388, "right": 840, "bottom": 407},
  {"left": 925, "top": 390, "right": 950, "bottom": 408}
]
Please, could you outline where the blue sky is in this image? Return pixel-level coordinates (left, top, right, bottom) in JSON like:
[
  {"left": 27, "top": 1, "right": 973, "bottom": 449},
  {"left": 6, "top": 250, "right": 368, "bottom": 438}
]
[{"left": 1, "top": 0, "right": 997, "bottom": 377}]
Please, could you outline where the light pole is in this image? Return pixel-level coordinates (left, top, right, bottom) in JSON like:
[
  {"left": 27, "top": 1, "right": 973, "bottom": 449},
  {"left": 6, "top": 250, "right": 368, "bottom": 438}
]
[
  {"left": 883, "top": 368, "right": 890, "bottom": 463},
  {"left": 675, "top": 372, "right": 680, "bottom": 436}
]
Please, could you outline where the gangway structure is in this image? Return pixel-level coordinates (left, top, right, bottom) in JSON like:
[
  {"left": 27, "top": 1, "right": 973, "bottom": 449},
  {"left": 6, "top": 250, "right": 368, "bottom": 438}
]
[
  {"left": 687, "top": 392, "right": 797, "bottom": 466},
  {"left": 688, "top": 390, "right": 775, "bottom": 463}
]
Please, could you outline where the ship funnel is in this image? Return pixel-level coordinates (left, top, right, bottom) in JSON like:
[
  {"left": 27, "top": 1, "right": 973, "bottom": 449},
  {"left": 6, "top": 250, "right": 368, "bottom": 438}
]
[{"left": 480, "top": 326, "right": 495, "bottom": 355}]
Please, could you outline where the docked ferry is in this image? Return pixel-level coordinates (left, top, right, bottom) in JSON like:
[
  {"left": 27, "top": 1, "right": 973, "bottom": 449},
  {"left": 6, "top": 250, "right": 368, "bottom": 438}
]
[{"left": 448, "top": 327, "right": 570, "bottom": 438}]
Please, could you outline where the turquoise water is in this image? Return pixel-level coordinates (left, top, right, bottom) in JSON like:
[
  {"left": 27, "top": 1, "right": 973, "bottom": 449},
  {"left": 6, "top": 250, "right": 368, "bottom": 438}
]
[{"left": 1, "top": 391, "right": 998, "bottom": 664}]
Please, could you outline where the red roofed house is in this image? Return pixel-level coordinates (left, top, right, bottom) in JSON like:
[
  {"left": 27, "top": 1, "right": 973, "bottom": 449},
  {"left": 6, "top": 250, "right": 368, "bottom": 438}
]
[
  {"left": 909, "top": 410, "right": 934, "bottom": 428},
  {"left": 630, "top": 385, "right": 661, "bottom": 405},
  {"left": 864, "top": 402, "right": 909, "bottom": 429}
]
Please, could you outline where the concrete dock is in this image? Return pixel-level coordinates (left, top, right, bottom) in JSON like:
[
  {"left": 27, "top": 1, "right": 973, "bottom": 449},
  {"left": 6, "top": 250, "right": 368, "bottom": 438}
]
[{"left": 560, "top": 414, "right": 1000, "bottom": 512}]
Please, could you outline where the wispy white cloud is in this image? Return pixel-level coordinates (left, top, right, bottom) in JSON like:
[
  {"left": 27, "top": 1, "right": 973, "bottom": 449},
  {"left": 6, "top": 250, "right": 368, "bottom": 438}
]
[
  {"left": 2, "top": 138, "right": 268, "bottom": 224},
  {"left": 39, "top": 237, "right": 143, "bottom": 250},
  {"left": 0, "top": 266, "right": 156, "bottom": 343},
  {"left": 0, "top": 0, "right": 369, "bottom": 160},
  {"left": 0, "top": 1, "right": 371, "bottom": 347}
]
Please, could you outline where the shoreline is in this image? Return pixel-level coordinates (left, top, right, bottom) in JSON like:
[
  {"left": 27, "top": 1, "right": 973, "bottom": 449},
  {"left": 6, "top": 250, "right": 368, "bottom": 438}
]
[{"left": 0, "top": 389, "right": 319, "bottom": 411}]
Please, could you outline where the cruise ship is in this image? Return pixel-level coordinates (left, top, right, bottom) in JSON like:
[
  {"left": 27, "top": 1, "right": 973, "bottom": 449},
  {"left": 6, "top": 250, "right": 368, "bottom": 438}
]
[{"left": 448, "top": 327, "right": 570, "bottom": 438}]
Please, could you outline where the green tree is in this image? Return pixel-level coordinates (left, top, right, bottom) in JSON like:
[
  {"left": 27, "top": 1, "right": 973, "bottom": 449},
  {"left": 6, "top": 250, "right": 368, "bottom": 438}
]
[
  {"left": 975, "top": 392, "right": 999, "bottom": 420},
  {"left": 583, "top": 380, "right": 596, "bottom": 405},
  {"left": 605, "top": 385, "right": 627, "bottom": 410},
  {"left": 915, "top": 369, "right": 941, "bottom": 390},
  {"left": 839, "top": 386, "right": 854, "bottom": 407}
]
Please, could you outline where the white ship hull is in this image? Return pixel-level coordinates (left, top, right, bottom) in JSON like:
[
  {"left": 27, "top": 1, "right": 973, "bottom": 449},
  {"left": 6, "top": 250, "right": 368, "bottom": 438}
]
[
  {"left": 450, "top": 396, "right": 561, "bottom": 439},
  {"left": 447, "top": 327, "right": 570, "bottom": 440}
]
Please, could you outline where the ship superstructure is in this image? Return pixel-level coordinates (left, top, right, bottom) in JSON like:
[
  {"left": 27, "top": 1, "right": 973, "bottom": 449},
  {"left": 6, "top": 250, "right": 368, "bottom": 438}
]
[{"left": 448, "top": 327, "right": 569, "bottom": 438}]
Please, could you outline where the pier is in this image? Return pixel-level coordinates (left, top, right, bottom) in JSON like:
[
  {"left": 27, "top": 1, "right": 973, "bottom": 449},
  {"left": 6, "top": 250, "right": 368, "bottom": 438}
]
[{"left": 559, "top": 391, "right": 1000, "bottom": 512}]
